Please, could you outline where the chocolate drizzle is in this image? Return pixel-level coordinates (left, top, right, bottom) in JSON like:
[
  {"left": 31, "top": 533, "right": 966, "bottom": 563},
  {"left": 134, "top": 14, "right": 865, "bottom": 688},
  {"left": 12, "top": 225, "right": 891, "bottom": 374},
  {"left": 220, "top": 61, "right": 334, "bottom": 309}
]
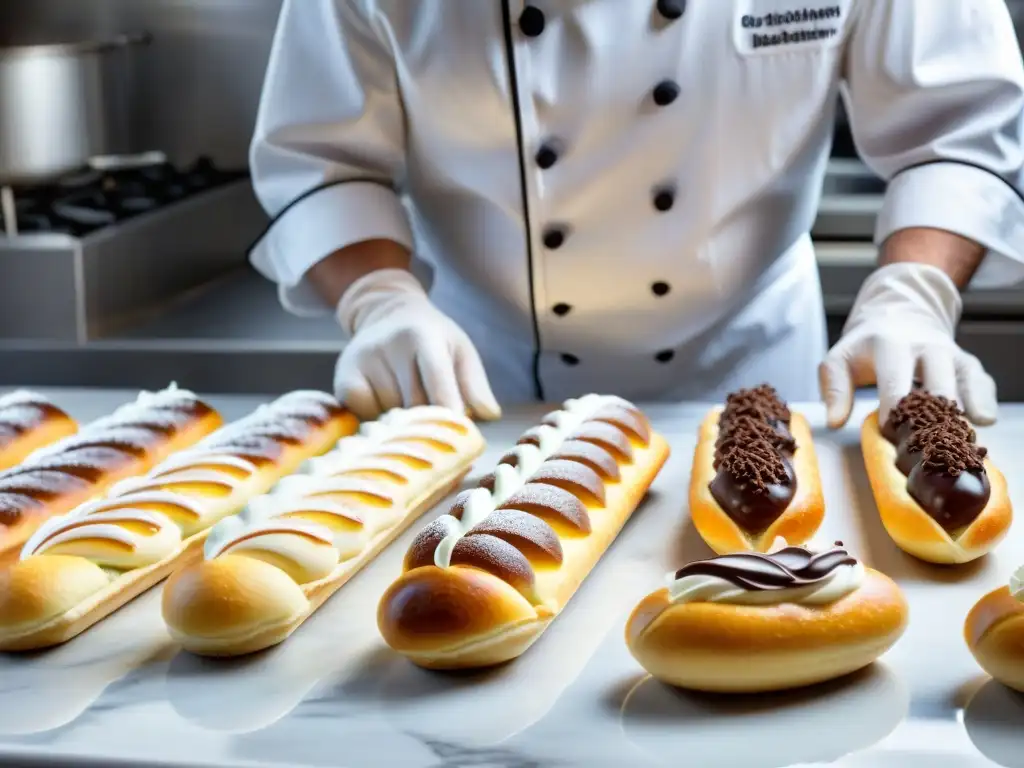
[
  {"left": 709, "top": 385, "right": 797, "bottom": 535},
  {"left": 673, "top": 541, "right": 857, "bottom": 590},
  {"left": 881, "top": 391, "right": 990, "bottom": 532}
]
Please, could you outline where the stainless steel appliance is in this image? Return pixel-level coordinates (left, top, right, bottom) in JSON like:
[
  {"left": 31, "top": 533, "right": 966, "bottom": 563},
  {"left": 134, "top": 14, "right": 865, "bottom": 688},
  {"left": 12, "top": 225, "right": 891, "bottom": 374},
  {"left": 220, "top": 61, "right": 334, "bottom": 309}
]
[
  {"left": 0, "top": 33, "right": 150, "bottom": 185},
  {"left": 814, "top": 84, "right": 1024, "bottom": 401},
  {"left": 0, "top": 159, "right": 265, "bottom": 343}
]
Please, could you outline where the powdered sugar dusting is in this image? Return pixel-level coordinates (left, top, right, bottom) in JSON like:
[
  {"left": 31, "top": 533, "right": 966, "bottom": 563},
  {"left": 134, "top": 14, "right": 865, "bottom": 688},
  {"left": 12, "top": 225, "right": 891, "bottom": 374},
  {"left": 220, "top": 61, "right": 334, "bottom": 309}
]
[
  {"left": 5, "top": 447, "right": 129, "bottom": 482},
  {"left": 0, "top": 391, "right": 56, "bottom": 410},
  {"left": 33, "top": 427, "right": 164, "bottom": 458},
  {"left": 0, "top": 385, "right": 220, "bottom": 526},
  {"left": 570, "top": 421, "right": 634, "bottom": 461},
  {"left": 0, "top": 494, "right": 43, "bottom": 524},
  {"left": 530, "top": 459, "right": 607, "bottom": 505},
  {"left": 405, "top": 515, "right": 461, "bottom": 570},
  {"left": 499, "top": 483, "right": 592, "bottom": 534},
  {"left": 551, "top": 439, "right": 620, "bottom": 480},
  {"left": 469, "top": 508, "right": 562, "bottom": 565},
  {"left": 0, "top": 405, "right": 51, "bottom": 434},
  {"left": 0, "top": 469, "right": 89, "bottom": 499},
  {"left": 450, "top": 532, "right": 536, "bottom": 597}
]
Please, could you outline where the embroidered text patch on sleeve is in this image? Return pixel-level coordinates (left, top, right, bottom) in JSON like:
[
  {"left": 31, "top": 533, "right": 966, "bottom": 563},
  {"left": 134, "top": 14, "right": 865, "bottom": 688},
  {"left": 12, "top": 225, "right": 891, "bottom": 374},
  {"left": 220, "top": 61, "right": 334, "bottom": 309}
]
[{"left": 733, "top": 3, "right": 848, "bottom": 55}]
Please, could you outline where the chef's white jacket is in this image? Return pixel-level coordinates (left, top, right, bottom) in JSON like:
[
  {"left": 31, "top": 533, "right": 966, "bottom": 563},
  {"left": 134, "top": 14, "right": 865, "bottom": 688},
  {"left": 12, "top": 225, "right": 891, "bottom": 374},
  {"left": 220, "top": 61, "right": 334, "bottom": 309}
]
[{"left": 248, "top": 0, "right": 1024, "bottom": 404}]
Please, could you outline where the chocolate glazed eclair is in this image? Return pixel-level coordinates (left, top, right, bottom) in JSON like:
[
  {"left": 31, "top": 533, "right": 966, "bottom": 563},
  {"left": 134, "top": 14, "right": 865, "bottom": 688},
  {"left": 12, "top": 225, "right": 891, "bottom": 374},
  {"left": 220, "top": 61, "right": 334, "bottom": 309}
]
[
  {"left": 861, "top": 390, "right": 1011, "bottom": 564},
  {"left": 690, "top": 385, "right": 825, "bottom": 554}
]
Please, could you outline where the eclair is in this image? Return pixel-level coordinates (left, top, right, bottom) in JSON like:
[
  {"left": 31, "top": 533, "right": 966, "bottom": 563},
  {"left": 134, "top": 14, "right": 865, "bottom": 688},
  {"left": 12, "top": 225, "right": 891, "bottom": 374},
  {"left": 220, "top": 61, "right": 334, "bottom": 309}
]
[
  {"left": 162, "top": 405, "right": 484, "bottom": 657},
  {"left": 0, "top": 391, "right": 354, "bottom": 651},
  {"left": 625, "top": 541, "right": 908, "bottom": 693},
  {"left": 0, "top": 384, "right": 222, "bottom": 557},
  {"left": 861, "top": 391, "right": 1010, "bottom": 564},
  {"left": 378, "top": 394, "right": 670, "bottom": 670},
  {"left": 965, "top": 567, "right": 1024, "bottom": 692},
  {"left": 0, "top": 391, "right": 77, "bottom": 471},
  {"left": 689, "top": 384, "right": 824, "bottom": 554}
]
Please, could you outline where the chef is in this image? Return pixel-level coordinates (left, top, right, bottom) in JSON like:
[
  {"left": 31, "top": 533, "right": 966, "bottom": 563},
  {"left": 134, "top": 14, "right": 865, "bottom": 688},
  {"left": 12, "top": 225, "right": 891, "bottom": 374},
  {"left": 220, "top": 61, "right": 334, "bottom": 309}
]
[{"left": 248, "top": 0, "right": 1024, "bottom": 427}]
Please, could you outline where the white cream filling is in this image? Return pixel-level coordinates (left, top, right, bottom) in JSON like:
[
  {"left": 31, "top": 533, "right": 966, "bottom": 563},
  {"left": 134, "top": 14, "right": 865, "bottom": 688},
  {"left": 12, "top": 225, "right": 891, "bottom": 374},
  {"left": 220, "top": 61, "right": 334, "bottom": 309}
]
[
  {"left": 206, "top": 513, "right": 339, "bottom": 582},
  {"left": 22, "top": 508, "right": 182, "bottom": 567},
  {"left": 432, "top": 394, "right": 611, "bottom": 569},
  {"left": 666, "top": 561, "right": 865, "bottom": 606},
  {"left": 1009, "top": 565, "right": 1024, "bottom": 601},
  {"left": 203, "top": 406, "right": 473, "bottom": 575},
  {"left": 17, "top": 390, "right": 343, "bottom": 565}
]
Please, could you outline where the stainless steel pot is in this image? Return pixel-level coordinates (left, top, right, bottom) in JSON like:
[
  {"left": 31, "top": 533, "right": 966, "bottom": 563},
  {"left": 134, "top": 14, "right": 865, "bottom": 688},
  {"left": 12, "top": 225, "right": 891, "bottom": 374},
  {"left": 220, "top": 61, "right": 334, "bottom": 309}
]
[{"left": 0, "top": 33, "right": 150, "bottom": 185}]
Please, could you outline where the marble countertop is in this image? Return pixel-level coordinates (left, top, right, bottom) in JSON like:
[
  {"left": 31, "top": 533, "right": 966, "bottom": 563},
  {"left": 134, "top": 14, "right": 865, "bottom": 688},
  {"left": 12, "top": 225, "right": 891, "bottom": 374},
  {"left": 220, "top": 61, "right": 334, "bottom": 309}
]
[{"left": 0, "top": 388, "right": 1021, "bottom": 768}]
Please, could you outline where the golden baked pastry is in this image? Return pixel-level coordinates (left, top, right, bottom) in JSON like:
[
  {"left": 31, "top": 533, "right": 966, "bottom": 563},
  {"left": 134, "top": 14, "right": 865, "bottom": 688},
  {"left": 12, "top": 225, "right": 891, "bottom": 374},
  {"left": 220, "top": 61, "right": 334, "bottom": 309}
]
[
  {"left": 0, "top": 390, "right": 354, "bottom": 650},
  {"left": 861, "top": 390, "right": 1010, "bottom": 564},
  {"left": 378, "top": 394, "right": 670, "bottom": 669},
  {"left": 0, "top": 384, "right": 222, "bottom": 557},
  {"left": 0, "top": 390, "right": 77, "bottom": 472},
  {"left": 689, "top": 385, "right": 825, "bottom": 554},
  {"left": 162, "top": 405, "right": 484, "bottom": 657},
  {"left": 626, "top": 541, "right": 908, "bottom": 693}
]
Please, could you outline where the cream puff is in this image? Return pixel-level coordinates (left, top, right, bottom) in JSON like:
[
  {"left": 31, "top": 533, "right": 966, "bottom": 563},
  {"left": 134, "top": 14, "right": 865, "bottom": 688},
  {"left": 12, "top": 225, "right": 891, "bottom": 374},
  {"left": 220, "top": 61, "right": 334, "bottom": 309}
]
[{"left": 625, "top": 541, "right": 908, "bottom": 693}]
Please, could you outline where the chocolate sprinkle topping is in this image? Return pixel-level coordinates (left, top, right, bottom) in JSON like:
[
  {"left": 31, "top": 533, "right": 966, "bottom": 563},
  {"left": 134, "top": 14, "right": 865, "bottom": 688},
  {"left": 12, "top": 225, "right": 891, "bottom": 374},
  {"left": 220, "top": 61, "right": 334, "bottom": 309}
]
[
  {"left": 715, "top": 437, "right": 788, "bottom": 490},
  {"left": 887, "top": 391, "right": 988, "bottom": 478},
  {"left": 721, "top": 384, "right": 791, "bottom": 424},
  {"left": 920, "top": 433, "right": 987, "bottom": 476},
  {"left": 887, "top": 391, "right": 963, "bottom": 434},
  {"left": 904, "top": 420, "right": 975, "bottom": 454},
  {"left": 716, "top": 414, "right": 796, "bottom": 455}
]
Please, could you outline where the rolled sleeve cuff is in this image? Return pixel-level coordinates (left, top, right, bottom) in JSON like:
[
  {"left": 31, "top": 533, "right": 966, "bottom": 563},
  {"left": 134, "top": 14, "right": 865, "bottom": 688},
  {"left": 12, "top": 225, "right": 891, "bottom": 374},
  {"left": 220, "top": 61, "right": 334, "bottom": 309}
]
[
  {"left": 248, "top": 181, "right": 415, "bottom": 316},
  {"left": 875, "top": 162, "right": 1024, "bottom": 289}
]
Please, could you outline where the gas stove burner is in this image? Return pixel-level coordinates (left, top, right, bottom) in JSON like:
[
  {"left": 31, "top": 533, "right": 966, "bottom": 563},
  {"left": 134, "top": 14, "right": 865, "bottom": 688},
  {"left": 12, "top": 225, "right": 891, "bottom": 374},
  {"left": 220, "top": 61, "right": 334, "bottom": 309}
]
[{"left": 0, "top": 156, "right": 247, "bottom": 237}]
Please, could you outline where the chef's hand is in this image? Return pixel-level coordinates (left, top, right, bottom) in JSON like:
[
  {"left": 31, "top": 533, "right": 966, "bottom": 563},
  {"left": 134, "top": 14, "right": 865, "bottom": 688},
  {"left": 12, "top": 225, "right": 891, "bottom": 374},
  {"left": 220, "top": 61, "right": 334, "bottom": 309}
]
[
  {"left": 333, "top": 268, "right": 501, "bottom": 421},
  {"left": 819, "top": 262, "right": 997, "bottom": 429}
]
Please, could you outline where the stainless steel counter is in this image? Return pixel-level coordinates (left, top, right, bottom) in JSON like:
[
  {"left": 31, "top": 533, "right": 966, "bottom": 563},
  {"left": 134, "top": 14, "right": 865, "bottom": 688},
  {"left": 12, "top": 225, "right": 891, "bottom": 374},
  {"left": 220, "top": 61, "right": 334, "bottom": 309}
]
[{"left": 0, "top": 388, "right": 1020, "bottom": 767}]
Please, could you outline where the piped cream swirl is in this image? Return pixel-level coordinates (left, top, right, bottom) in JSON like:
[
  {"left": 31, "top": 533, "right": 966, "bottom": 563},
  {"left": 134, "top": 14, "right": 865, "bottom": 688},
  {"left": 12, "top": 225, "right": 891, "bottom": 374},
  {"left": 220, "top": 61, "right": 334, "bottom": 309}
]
[
  {"left": 23, "top": 507, "right": 182, "bottom": 568},
  {"left": 18, "top": 390, "right": 340, "bottom": 565},
  {"left": 202, "top": 406, "right": 478, "bottom": 584},
  {"left": 433, "top": 394, "right": 616, "bottom": 569},
  {"left": 666, "top": 541, "right": 864, "bottom": 607}
]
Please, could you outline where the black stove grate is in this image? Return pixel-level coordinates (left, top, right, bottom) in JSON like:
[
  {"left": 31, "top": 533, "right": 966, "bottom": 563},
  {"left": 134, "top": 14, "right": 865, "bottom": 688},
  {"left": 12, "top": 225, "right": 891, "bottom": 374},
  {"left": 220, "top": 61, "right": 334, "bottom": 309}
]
[{"left": 2, "top": 157, "right": 247, "bottom": 237}]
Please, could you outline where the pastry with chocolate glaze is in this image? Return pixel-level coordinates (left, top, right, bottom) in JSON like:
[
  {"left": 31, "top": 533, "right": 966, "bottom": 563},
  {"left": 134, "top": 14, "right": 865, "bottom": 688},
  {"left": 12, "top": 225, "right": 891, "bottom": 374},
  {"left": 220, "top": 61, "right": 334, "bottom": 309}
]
[
  {"left": 690, "top": 384, "right": 825, "bottom": 554},
  {"left": 162, "top": 405, "right": 483, "bottom": 657},
  {"left": 0, "top": 390, "right": 355, "bottom": 651},
  {"left": 378, "top": 394, "right": 670, "bottom": 670},
  {"left": 0, "top": 385, "right": 224, "bottom": 557},
  {"left": 0, "top": 391, "right": 78, "bottom": 472},
  {"left": 861, "top": 391, "right": 1010, "bottom": 564},
  {"left": 625, "top": 540, "right": 908, "bottom": 693}
]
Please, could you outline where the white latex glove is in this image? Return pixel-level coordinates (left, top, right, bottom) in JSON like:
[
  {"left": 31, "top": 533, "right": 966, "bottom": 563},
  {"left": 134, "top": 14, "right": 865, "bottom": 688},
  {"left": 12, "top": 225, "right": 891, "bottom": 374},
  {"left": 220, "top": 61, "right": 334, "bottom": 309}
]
[
  {"left": 333, "top": 268, "right": 501, "bottom": 421},
  {"left": 819, "top": 262, "right": 997, "bottom": 429}
]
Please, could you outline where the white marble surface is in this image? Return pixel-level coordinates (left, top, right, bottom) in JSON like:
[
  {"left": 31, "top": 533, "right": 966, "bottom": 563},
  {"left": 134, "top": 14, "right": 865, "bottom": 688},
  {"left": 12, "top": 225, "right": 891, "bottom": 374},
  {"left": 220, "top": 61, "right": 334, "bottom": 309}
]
[{"left": 0, "top": 388, "right": 1022, "bottom": 767}]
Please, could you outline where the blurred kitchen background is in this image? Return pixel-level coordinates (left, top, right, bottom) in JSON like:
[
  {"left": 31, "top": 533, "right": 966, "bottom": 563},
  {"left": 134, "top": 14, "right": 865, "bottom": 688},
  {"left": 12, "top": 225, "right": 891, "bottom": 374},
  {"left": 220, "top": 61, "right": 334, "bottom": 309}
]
[{"left": 2, "top": 0, "right": 1024, "bottom": 397}]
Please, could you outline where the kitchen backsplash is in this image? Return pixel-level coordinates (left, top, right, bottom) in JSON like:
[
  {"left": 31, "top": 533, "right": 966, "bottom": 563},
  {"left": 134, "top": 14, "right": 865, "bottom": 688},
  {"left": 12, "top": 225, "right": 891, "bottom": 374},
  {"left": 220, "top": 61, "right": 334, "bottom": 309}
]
[
  {"left": 3, "top": 0, "right": 1024, "bottom": 169},
  {"left": 0, "top": 0, "right": 284, "bottom": 168}
]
